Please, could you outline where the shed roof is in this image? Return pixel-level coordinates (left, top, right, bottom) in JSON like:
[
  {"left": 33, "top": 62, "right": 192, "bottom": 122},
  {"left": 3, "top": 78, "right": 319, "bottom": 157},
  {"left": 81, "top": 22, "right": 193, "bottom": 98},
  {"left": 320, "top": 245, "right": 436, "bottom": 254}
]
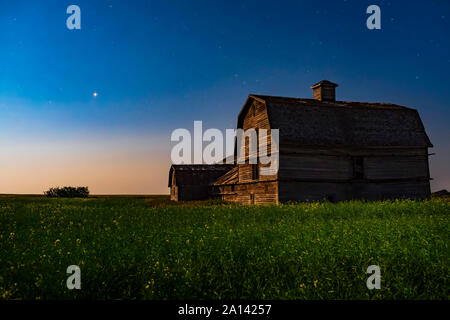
[
  {"left": 168, "top": 164, "right": 234, "bottom": 187},
  {"left": 212, "top": 166, "right": 239, "bottom": 186},
  {"left": 237, "top": 95, "right": 432, "bottom": 148}
]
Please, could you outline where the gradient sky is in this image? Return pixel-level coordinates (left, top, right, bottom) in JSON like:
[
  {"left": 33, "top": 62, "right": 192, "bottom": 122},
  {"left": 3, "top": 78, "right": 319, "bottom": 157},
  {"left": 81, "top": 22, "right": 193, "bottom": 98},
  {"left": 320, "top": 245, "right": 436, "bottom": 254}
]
[{"left": 0, "top": 0, "right": 449, "bottom": 194}]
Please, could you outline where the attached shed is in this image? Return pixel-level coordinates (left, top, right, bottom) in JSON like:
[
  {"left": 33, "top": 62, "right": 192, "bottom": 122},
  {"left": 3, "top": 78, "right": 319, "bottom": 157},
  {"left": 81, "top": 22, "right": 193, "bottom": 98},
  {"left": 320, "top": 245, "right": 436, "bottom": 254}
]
[{"left": 168, "top": 164, "right": 233, "bottom": 201}]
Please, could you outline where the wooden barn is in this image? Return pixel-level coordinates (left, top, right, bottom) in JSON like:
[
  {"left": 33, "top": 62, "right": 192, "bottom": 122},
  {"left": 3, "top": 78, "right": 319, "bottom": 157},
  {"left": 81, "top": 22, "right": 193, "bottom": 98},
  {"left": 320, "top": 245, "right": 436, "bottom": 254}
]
[
  {"left": 170, "top": 80, "right": 433, "bottom": 204},
  {"left": 168, "top": 164, "right": 233, "bottom": 201}
]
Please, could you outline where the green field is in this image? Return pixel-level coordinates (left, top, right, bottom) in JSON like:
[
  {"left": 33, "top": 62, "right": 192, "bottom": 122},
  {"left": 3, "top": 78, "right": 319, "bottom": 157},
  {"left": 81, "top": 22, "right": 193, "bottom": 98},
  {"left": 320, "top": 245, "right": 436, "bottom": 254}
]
[{"left": 0, "top": 195, "right": 449, "bottom": 300}]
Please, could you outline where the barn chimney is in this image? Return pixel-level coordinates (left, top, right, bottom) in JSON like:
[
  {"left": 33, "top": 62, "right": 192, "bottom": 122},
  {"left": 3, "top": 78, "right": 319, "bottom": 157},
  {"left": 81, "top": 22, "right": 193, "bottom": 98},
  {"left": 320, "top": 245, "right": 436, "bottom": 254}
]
[{"left": 311, "top": 80, "right": 338, "bottom": 102}]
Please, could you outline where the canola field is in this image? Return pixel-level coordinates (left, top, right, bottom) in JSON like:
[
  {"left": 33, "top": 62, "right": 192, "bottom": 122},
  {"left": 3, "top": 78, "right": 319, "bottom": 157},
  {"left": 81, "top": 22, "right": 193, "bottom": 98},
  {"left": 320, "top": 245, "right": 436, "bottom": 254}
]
[{"left": 0, "top": 195, "right": 449, "bottom": 300}]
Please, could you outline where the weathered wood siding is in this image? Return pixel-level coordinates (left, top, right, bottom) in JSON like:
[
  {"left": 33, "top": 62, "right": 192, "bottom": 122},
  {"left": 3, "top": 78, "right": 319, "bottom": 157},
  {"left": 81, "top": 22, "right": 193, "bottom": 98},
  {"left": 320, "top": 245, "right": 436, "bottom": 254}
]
[
  {"left": 242, "top": 100, "right": 271, "bottom": 133},
  {"left": 279, "top": 154, "right": 352, "bottom": 180},
  {"left": 277, "top": 145, "right": 431, "bottom": 202},
  {"left": 216, "top": 181, "right": 278, "bottom": 204},
  {"left": 170, "top": 186, "right": 178, "bottom": 201},
  {"left": 238, "top": 100, "right": 278, "bottom": 183},
  {"left": 365, "top": 155, "right": 429, "bottom": 180},
  {"left": 278, "top": 146, "right": 430, "bottom": 181},
  {"left": 279, "top": 180, "right": 430, "bottom": 202},
  {"left": 239, "top": 100, "right": 271, "bottom": 160},
  {"left": 169, "top": 165, "right": 234, "bottom": 201},
  {"left": 177, "top": 185, "right": 210, "bottom": 201}
]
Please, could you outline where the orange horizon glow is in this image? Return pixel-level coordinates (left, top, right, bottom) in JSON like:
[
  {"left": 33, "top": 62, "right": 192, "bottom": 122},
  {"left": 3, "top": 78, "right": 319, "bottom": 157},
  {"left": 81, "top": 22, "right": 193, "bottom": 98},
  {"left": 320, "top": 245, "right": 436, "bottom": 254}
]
[{"left": 0, "top": 134, "right": 171, "bottom": 195}]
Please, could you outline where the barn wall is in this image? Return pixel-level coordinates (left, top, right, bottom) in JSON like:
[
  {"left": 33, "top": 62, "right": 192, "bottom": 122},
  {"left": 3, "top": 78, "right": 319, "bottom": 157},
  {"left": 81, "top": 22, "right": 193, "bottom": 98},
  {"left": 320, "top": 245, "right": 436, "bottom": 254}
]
[
  {"left": 277, "top": 146, "right": 431, "bottom": 202},
  {"left": 170, "top": 186, "right": 178, "bottom": 201},
  {"left": 279, "top": 180, "right": 430, "bottom": 202},
  {"left": 236, "top": 100, "right": 278, "bottom": 185},
  {"left": 238, "top": 164, "right": 252, "bottom": 182},
  {"left": 238, "top": 100, "right": 277, "bottom": 166},
  {"left": 178, "top": 185, "right": 210, "bottom": 201},
  {"left": 280, "top": 144, "right": 428, "bottom": 157},
  {"left": 242, "top": 100, "right": 271, "bottom": 131},
  {"left": 237, "top": 162, "right": 278, "bottom": 183},
  {"left": 169, "top": 165, "right": 235, "bottom": 201},
  {"left": 365, "top": 155, "right": 429, "bottom": 180},
  {"left": 279, "top": 154, "right": 352, "bottom": 180},
  {"left": 278, "top": 146, "right": 430, "bottom": 181},
  {"left": 216, "top": 181, "right": 278, "bottom": 204}
]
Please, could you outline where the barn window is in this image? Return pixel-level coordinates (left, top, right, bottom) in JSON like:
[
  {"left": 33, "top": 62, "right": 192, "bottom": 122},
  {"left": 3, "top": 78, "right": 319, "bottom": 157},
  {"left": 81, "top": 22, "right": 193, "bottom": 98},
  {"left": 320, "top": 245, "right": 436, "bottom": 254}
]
[
  {"left": 250, "top": 193, "right": 255, "bottom": 204},
  {"left": 231, "top": 185, "right": 235, "bottom": 192},
  {"left": 352, "top": 157, "right": 364, "bottom": 179},
  {"left": 251, "top": 164, "right": 259, "bottom": 180}
]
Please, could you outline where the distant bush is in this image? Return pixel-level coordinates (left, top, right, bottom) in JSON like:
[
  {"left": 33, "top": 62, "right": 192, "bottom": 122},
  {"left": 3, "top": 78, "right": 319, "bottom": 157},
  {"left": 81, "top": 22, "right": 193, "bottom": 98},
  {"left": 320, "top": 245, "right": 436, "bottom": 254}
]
[{"left": 44, "top": 186, "right": 89, "bottom": 198}]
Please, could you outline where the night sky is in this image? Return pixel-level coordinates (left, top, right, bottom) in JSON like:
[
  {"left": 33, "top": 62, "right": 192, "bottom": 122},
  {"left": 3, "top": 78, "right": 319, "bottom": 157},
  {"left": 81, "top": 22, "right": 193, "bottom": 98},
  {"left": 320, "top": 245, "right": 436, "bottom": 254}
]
[{"left": 1, "top": 0, "right": 449, "bottom": 194}]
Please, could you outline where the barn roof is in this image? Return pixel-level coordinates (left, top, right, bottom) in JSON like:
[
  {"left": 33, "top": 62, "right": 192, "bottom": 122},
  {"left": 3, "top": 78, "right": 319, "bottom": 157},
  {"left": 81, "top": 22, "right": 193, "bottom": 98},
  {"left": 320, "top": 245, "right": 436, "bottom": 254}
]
[
  {"left": 168, "top": 164, "right": 234, "bottom": 187},
  {"left": 237, "top": 95, "right": 433, "bottom": 148}
]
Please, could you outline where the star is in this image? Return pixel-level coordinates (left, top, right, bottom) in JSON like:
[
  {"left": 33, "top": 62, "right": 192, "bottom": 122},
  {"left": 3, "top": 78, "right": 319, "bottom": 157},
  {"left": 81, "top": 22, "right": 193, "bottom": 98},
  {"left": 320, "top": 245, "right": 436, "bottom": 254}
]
[{"left": 93, "top": 92, "right": 98, "bottom": 97}]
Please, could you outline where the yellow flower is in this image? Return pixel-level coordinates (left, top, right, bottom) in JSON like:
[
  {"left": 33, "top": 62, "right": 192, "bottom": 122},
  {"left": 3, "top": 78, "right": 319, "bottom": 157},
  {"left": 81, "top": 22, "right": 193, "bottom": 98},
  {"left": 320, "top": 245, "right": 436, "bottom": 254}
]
[
  {"left": 299, "top": 283, "right": 306, "bottom": 289},
  {"left": 145, "top": 279, "right": 155, "bottom": 289},
  {"left": 54, "top": 239, "right": 61, "bottom": 245},
  {"left": 313, "top": 280, "right": 318, "bottom": 288}
]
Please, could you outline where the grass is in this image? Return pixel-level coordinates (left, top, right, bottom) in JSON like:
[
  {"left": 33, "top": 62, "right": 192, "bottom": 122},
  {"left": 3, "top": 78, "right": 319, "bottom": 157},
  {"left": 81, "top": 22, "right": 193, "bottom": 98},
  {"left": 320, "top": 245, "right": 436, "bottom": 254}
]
[{"left": 0, "top": 195, "right": 449, "bottom": 300}]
